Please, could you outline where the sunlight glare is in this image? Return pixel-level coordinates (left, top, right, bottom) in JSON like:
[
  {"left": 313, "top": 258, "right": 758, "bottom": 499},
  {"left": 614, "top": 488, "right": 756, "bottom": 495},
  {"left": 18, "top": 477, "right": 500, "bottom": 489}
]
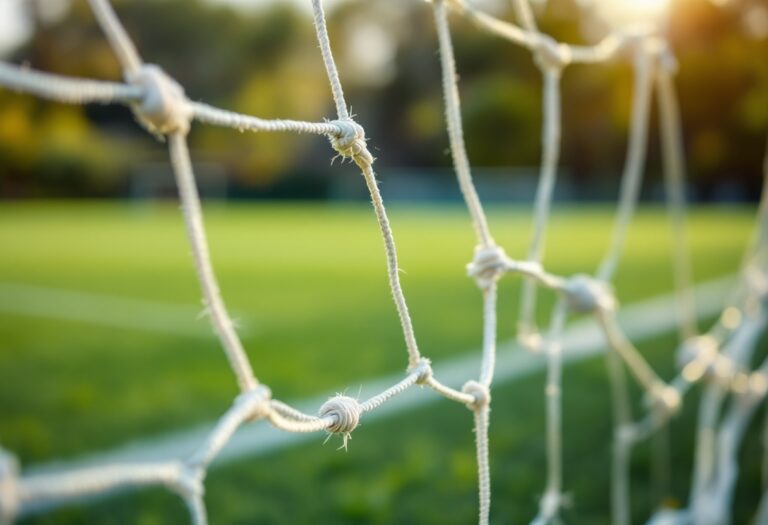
[{"left": 590, "top": 0, "right": 671, "bottom": 29}]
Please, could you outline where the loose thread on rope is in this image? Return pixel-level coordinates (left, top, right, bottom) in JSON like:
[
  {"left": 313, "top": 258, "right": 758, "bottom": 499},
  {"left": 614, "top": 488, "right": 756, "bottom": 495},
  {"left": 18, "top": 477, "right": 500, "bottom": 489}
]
[{"left": 320, "top": 395, "right": 362, "bottom": 450}]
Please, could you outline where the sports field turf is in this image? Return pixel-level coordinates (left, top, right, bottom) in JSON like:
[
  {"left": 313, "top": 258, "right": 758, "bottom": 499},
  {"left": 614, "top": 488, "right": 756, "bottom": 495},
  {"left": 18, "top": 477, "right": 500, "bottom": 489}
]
[{"left": 0, "top": 202, "right": 761, "bottom": 524}]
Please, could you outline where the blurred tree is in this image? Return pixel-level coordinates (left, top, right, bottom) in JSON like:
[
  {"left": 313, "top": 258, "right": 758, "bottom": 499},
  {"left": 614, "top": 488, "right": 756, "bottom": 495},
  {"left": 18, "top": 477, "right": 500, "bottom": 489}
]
[{"left": 0, "top": 0, "right": 765, "bottom": 199}]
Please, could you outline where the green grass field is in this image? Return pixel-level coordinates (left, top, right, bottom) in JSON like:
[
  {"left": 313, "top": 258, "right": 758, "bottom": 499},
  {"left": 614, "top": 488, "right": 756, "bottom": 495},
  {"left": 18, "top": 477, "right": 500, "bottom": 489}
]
[{"left": 0, "top": 202, "right": 762, "bottom": 524}]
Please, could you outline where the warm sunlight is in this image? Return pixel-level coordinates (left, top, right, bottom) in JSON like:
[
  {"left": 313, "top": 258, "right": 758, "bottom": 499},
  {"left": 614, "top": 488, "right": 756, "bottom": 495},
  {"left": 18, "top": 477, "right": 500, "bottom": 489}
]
[{"left": 590, "top": 0, "right": 671, "bottom": 28}]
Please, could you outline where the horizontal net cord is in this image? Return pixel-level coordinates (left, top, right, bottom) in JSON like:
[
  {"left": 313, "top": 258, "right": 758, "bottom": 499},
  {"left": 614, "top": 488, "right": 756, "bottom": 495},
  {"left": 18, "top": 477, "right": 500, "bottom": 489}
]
[
  {"left": 189, "top": 102, "right": 345, "bottom": 136},
  {"left": 445, "top": 0, "right": 641, "bottom": 65},
  {"left": 0, "top": 61, "right": 363, "bottom": 141},
  {"left": 0, "top": 61, "right": 144, "bottom": 104},
  {"left": 17, "top": 462, "right": 187, "bottom": 511}
]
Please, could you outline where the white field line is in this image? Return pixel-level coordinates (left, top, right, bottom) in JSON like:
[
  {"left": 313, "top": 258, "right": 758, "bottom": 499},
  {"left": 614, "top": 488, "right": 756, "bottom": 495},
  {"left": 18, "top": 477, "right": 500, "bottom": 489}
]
[
  {"left": 0, "top": 282, "right": 254, "bottom": 338},
  {"left": 23, "top": 275, "right": 734, "bottom": 492}
]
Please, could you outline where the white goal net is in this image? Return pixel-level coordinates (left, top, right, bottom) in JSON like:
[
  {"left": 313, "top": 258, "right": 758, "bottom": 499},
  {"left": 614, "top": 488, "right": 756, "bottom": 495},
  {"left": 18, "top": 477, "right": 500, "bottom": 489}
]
[{"left": 0, "top": 0, "right": 766, "bottom": 524}]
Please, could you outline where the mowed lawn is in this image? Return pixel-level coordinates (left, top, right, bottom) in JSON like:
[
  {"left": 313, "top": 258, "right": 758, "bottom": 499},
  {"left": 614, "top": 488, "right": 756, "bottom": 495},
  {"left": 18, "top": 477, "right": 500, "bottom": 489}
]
[{"left": 0, "top": 202, "right": 761, "bottom": 524}]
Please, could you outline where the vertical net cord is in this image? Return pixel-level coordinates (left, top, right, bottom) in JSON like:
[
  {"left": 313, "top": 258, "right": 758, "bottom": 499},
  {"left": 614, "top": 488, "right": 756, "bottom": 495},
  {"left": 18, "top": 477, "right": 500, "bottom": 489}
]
[
  {"left": 479, "top": 283, "right": 499, "bottom": 386},
  {"left": 358, "top": 161, "right": 422, "bottom": 367},
  {"left": 310, "top": 0, "right": 422, "bottom": 368},
  {"left": 700, "top": 318, "right": 768, "bottom": 525},
  {"left": 689, "top": 137, "right": 768, "bottom": 520},
  {"left": 594, "top": 45, "right": 654, "bottom": 525},
  {"left": 606, "top": 346, "right": 632, "bottom": 525},
  {"left": 654, "top": 59, "right": 696, "bottom": 508},
  {"left": 532, "top": 299, "right": 568, "bottom": 524},
  {"left": 185, "top": 494, "right": 208, "bottom": 525},
  {"left": 596, "top": 45, "right": 655, "bottom": 282},
  {"left": 519, "top": 67, "right": 562, "bottom": 350},
  {"left": 168, "top": 133, "right": 258, "bottom": 392},
  {"left": 87, "top": 0, "right": 143, "bottom": 76},
  {"left": 433, "top": 0, "right": 495, "bottom": 248},
  {"left": 311, "top": 0, "right": 349, "bottom": 121},
  {"left": 509, "top": 0, "right": 538, "bottom": 33},
  {"left": 433, "top": 4, "right": 498, "bottom": 522},
  {"left": 657, "top": 66, "right": 698, "bottom": 341},
  {"left": 474, "top": 405, "right": 491, "bottom": 525}
]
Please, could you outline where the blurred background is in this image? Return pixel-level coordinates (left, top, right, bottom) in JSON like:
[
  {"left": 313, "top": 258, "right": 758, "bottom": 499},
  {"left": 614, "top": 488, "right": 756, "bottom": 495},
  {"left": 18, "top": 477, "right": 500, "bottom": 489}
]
[
  {"left": 1, "top": 0, "right": 768, "bottom": 524},
  {"left": 0, "top": 0, "right": 766, "bottom": 202}
]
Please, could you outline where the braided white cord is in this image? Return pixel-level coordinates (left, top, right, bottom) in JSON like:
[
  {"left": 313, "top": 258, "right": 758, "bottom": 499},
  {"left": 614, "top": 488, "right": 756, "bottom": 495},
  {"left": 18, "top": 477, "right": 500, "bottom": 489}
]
[
  {"left": 518, "top": 66, "right": 563, "bottom": 351},
  {"left": 0, "top": 62, "right": 143, "bottom": 104},
  {"left": 87, "top": 0, "right": 143, "bottom": 76},
  {"left": 17, "top": 462, "right": 186, "bottom": 511},
  {"left": 473, "top": 405, "right": 492, "bottom": 525},
  {"left": 433, "top": 0, "right": 495, "bottom": 248},
  {"left": 168, "top": 133, "right": 259, "bottom": 392},
  {"left": 447, "top": 0, "right": 636, "bottom": 64},
  {"left": 657, "top": 63, "right": 698, "bottom": 341},
  {"left": 608, "top": 345, "right": 634, "bottom": 525},
  {"left": 190, "top": 102, "right": 343, "bottom": 136},
  {"left": 479, "top": 284, "right": 499, "bottom": 386},
  {"left": 509, "top": 0, "right": 538, "bottom": 33},
  {"left": 532, "top": 299, "right": 568, "bottom": 525},
  {"left": 597, "top": 44, "right": 656, "bottom": 282},
  {"left": 311, "top": 0, "right": 349, "bottom": 120}
]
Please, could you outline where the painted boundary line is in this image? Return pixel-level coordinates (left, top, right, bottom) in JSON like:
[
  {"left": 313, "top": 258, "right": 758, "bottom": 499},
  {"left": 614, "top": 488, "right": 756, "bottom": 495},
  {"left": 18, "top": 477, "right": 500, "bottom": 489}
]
[
  {"left": 0, "top": 282, "right": 254, "bottom": 338},
  {"left": 21, "top": 276, "right": 733, "bottom": 508}
]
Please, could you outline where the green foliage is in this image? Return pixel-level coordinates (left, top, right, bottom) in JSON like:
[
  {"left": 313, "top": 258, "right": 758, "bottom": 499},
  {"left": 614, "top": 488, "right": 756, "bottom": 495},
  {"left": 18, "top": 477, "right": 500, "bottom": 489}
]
[{"left": 1, "top": 0, "right": 766, "bottom": 196}]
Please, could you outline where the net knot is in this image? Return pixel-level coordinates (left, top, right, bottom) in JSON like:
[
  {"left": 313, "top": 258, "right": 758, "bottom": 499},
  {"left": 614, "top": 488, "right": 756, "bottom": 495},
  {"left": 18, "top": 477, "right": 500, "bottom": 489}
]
[
  {"left": 174, "top": 463, "right": 205, "bottom": 501},
  {"left": 0, "top": 449, "right": 18, "bottom": 525},
  {"left": 462, "top": 380, "right": 491, "bottom": 410},
  {"left": 562, "top": 274, "right": 616, "bottom": 313},
  {"left": 329, "top": 119, "right": 374, "bottom": 166},
  {"left": 645, "top": 382, "right": 682, "bottom": 417},
  {"left": 676, "top": 335, "right": 719, "bottom": 382},
  {"left": 237, "top": 384, "right": 272, "bottom": 420},
  {"left": 408, "top": 357, "right": 433, "bottom": 385},
  {"left": 467, "top": 244, "right": 509, "bottom": 289},
  {"left": 532, "top": 34, "right": 572, "bottom": 71},
  {"left": 319, "top": 395, "right": 361, "bottom": 435},
  {"left": 128, "top": 64, "right": 192, "bottom": 136}
]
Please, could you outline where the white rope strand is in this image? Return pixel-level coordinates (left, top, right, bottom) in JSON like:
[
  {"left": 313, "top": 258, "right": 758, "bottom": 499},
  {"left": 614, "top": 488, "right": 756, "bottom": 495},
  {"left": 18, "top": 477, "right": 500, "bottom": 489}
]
[
  {"left": 532, "top": 299, "right": 568, "bottom": 525},
  {"left": 87, "top": 0, "right": 143, "bottom": 76},
  {"left": 474, "top": 405, "right": 492, "bottom": 525},
  {"left": 479, "top": 283, "right": 499, "bottom": 386},
  {"left": 168, "top": 133, "right": 258, "bottom": 392},
  {"left": 190, "top": 102, "right": 343, "bottom": 136},
  {"left": 310, "top": 0, "right": 349, "bottom": 120},
  {"left": 519, "top": 67, "right": 563, "bottom": 351},
  {"left": 0, "top": 62, "right": 143, "bottom": 104},
  {"left": 657, "top": 64, "right": 698, "bottom": 340},
  {"left": 433, "top": 0, "right": 495, "bottom": 247},
  {"left": 357, "top": 161, "right": 423, "bottom": 367},
  {"left": 597, "top": 44, "right": 655, "bottom": 282},
  {"left": 510, "top": 0, "right": 538, "bottom": 33}
]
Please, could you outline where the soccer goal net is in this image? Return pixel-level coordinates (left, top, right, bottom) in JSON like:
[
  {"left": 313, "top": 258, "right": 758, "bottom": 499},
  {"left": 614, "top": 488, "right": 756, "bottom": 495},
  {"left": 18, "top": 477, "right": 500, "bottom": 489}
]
[{"left": 0, "top": 0, "right": 766, "bottom": 524}]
